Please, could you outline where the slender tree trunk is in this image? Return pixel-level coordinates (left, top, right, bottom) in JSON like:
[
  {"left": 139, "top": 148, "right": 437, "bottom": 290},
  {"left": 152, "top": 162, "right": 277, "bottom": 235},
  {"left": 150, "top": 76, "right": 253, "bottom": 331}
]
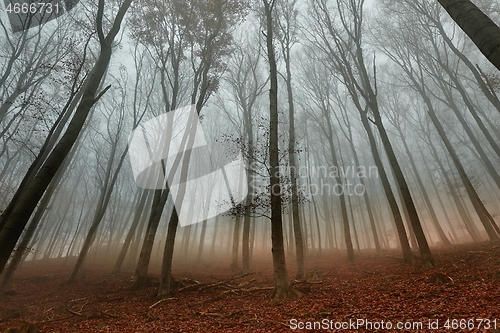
[
  {"left": 318, "top": 109, "right": 354, "bottom": 261},
  {"left": 396, "top": 127, "right": 451, "bottom": 247},
  {"left": 432, "top": 15, "right": 500, "bottom": 114},
  {"left": 347, "top": 136, "right": 381, "bottom": 251},
  {"left": 210, "top": 215, "right": 219, "bottom": 256},
  {"left": 429, "top": 138, "right": 481, "bottom": 242},
  {"left": 230, "top": 216, "right": 241, "bottom": 270},
  {"left": 264, "top": 0, "right": 299, "bottom": 300},
  {"left": 113, "top": 189, "right": 150, "bottom": 275},
  {"left": 283, "top": 36, "right": 305, "bottom": 278},
  {"left": 196, "top": 220, "right": 207, "bottom": 262},
  {"left": 242, "top": 213, "right": 251, "bottom": 272},
  {"left": 420, "top": 153, "right": 458, "bottom": 243},
  {"left": 347, "top": 196, "right": 360, "bottom": 251},
  {"left": 437, "top": 82, "right": 500, "bottom": 190},
  {"left": 158, "top": 119, "right": 199, "bottom": 298}
]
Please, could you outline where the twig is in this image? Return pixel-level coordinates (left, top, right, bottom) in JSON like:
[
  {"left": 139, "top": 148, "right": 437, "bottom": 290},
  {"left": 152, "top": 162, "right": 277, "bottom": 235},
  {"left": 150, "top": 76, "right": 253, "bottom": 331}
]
[
  {"left": 237, "top": 278, "right": 256, "bottom": 287},
  {"left": 78, "top": 302, "right": 88, "bottom": 313},
  {"left": 66, "top": 308, "right": 84, "bottom": 317},
  {"left": 199, "top": 310, "right": 243, "bottom": 318},
  {"left": 149, "top": 297, "right": 178, "bottom": 309},
  {"left": 102, "top": 310, "right": 121, "bottom": 318},
  {"left": 292, "top": 280, "right": 324, "bottom": 285}
]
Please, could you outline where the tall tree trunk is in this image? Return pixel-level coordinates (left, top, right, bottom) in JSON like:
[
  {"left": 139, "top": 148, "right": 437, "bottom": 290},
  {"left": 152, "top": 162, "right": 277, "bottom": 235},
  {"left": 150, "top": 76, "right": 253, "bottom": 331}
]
[
  {"left": 436, "top": 78, "right": 500, "bottom": 190},
  {"left": 428, "top": 9, "right": 500, "bottom": 114},
  {"left": 264, "top": 0, "right": 299, "bottom": 300},
  {"left": 427, "top": 137, "right": 481, "bottom": 242},
  {"left": 281, "top": 16, "right": 305, "bottom": 278},
  {"left": 157, "top": 114, "right": 200, "bottom": 298},
  {"left": 420, "top": 151, "right": 459, "bottom": 243},
  {"left": 324, "top": 128, "right": 354, "bottom": 262}
]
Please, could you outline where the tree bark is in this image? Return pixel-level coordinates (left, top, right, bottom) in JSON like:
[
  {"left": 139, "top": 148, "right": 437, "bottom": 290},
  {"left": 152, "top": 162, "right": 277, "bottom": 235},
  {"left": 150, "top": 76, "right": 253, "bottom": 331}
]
[{"left": 438, "top": 0, "right": 500, "bottom": 71}]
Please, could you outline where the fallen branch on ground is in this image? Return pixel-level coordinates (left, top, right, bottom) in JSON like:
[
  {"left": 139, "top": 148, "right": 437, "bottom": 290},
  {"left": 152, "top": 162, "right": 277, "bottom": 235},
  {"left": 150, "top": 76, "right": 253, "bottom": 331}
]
[
  {"left": 149, "top": 297, "right": 178, "bottom": 309},
  {"left": 66, "top": 308, "right": 84, "bottom": 317},
  {"left": 292, "top": 279, "right": 324, "bottom": 285}
]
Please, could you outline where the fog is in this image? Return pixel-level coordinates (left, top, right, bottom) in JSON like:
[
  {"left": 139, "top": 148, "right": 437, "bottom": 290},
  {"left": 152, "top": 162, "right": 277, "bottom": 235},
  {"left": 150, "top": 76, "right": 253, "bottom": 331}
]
[{"left": 0, "top": 0, "right": 500, "bottom": 312}]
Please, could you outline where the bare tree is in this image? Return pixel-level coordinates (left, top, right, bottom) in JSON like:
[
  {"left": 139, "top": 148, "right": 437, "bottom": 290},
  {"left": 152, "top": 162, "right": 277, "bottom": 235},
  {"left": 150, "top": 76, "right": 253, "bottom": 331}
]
[
  {"left": 307, "top": 0, "right": 428, "bottom": 264},
  {"left": 375, "top": 8, "right": 500, "bottom": 241},
  {"left": 0, "top": 0, "right": 133, "bottom": 275}
]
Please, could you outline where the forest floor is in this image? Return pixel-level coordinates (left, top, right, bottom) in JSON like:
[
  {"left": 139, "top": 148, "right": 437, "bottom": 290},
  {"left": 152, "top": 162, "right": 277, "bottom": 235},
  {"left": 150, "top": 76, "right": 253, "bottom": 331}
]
[{"left": 1, "top": 242, "right": 500, "bottom": 332}]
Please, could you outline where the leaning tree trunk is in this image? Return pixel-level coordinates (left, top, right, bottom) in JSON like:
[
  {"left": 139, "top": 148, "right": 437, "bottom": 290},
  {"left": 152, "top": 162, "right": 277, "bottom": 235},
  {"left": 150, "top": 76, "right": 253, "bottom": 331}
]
[
  {"left": 357, "top": 112, "right": 413, "bottom": 263},
  {"left": 0, "top": 154, "right": 75, "bottom": 290},
  {"left": 427, "top": 104, "right": 500, "bottom": 242},
  {"left": 196, "top": 220, "right": 207, "bottom": 262},
  {"left": 428, "top": 137, "right": 481, "bottom": 242},
  {"left": 0, "top": 0, "right": 132, "bottom": 274},
  {"left": 396, "top": 126, "right": 452, "bottom": 247},
  {"left": 438, "top": 0, "right": 500, "bottom": 71},
  {"left": 351, "top": 38, "right": 435, "bottom": 266},
  {"left": 403, "top": 55, "right": 500, "bottom": 241},
  {"left": 370, "top": 107, "right": 435, "bottom": 267},
  {"left": 347, "top": 138, "right": 381, "bottom": 252}
]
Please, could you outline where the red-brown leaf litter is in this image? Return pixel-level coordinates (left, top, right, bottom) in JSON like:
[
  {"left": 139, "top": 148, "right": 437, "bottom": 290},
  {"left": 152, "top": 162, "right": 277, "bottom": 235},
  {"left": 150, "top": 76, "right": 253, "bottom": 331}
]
[{"left": 1, "top": 243, "right": 500, "bottom": 332}]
